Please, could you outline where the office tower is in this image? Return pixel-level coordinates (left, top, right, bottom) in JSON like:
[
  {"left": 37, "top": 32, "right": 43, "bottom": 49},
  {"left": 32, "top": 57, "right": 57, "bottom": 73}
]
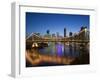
[
  {"left": 64, "top": 28, "right": 66, "bottom": 37},
  {"left": 47, "top": 30, "right": 50, "bottom": 34}
]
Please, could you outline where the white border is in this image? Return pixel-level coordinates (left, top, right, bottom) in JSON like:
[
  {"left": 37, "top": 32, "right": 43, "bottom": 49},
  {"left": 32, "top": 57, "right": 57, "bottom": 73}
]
[{"left": 11, "top": 2, "right": 97, "bottom": 78}]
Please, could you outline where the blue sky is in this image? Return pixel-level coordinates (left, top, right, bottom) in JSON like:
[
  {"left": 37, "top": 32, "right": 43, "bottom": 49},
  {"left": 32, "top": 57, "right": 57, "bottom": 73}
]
[{"left": 26, "top": 12, "right": 89, "bottom": 36}]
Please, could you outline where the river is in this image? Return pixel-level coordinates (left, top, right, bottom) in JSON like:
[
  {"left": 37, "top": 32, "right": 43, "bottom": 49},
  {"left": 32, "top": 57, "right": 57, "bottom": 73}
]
[{"left": 26, "top": 42, "right": 89, "bottom": 67}]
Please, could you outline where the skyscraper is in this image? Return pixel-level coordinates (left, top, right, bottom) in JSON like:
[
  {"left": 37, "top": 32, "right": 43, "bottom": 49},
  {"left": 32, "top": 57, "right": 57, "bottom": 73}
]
[
  {"left": 56, "top": 32, "right": 59, "bottom": 38},
  {"left": 64, "top": 28, "right": 66, "bottom": 37},
  {"left": 46, "top": 30, "right": 50, "bottom": 34}
]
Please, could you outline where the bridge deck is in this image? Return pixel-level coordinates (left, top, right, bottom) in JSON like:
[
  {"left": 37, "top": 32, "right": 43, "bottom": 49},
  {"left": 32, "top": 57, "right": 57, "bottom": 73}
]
[{"left": 26, "top": 40, "right": 89, "bottom": 43}]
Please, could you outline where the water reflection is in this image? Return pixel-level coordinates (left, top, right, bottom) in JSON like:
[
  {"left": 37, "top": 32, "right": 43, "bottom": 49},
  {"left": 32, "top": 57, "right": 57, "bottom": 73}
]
[
  {"left": 26, "top": 42, "right": 89, "bottom": 67},
  {"left": 38, "top": 42, "right": 89, "bottom": 58}
]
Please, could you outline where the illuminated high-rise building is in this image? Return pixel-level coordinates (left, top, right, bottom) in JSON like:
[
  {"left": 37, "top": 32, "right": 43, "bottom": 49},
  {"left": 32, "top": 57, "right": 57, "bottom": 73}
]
[
  {"left": 47, "top": 30, "right": 50, "bottom": 34},
  {"left": 64, "top": 28, "right": 66, "bottom": 37}
]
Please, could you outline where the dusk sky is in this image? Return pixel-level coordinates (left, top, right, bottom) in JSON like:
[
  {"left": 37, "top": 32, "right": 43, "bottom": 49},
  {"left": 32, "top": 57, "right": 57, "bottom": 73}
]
[{"left": 26, "top": 12, "right": 89, "bottom": 36}]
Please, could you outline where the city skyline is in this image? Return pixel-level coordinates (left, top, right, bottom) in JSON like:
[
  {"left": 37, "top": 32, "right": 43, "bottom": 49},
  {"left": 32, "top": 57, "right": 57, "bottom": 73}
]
[{"left": 26, "top": 12, "right": 89, "bottom": 36}]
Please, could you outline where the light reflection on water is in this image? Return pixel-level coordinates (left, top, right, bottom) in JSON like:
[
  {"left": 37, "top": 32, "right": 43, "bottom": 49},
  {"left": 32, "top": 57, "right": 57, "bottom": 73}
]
[{"left": 38, "top": 42, "right": 88, "bottom": 58}]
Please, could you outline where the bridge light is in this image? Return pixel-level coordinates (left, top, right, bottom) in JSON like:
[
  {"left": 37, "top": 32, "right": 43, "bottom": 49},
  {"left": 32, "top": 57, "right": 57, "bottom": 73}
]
[
  {"left": 36, "top": 43, "right": 38, "bottom": 47},
  {"left": 32, "top": 43, "right": 35, "bottom": 47}
]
